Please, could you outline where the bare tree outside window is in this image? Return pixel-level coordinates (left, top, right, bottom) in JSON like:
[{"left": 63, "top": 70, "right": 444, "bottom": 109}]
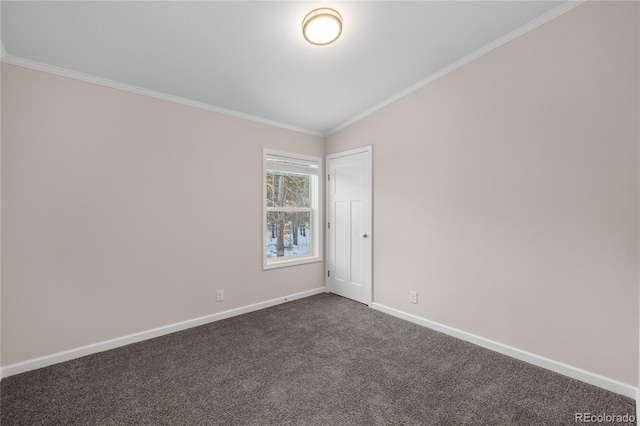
[
  {"left": 266, "top": 171, "right": 311, "bottom": 258},
  {"left": 263, "top": 150, "right": 320, "bottom": 269}
]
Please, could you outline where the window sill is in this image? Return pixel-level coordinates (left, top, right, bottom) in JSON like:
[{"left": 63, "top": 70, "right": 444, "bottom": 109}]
[{"left": 263, "top": 255, "right": 322, "bottom": 270}]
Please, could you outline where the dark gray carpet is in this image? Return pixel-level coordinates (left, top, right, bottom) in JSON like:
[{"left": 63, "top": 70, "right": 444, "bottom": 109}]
[{"left": 1, "top": 293, "right": 636, "bottom": 425}]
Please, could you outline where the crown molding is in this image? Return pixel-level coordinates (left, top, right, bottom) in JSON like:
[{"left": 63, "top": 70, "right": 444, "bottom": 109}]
[
  {"left": 325, "top": 0, "right": 587, "bottom": 136},
  {"left": 0, "top": 0, "right": 586, "bottom": 139},
  {"left": 0, "top": 54, "right": 325, "bottom": 138}
]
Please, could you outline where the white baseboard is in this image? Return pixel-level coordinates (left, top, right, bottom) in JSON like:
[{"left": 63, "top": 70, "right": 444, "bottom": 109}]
[
  {"left": 371, "top": 302, "right": 638, "bottom": 400},
  {"left": 0, "top": 287, "right": 326, "bottom": 379}
]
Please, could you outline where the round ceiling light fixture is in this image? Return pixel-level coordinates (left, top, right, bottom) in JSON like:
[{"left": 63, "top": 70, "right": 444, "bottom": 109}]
[{"left": 302, "top": 8, "right": 342, "bottom": 46}]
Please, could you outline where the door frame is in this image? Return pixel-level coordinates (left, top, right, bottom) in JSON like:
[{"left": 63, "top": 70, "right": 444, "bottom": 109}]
[{"left": 325, "top": 145, "right": 373, "bottom": 306}]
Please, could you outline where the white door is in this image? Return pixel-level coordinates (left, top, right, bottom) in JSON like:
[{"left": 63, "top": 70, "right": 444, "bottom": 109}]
[{"left": 326, "top": 147, "right": 372, "bottom": 305}]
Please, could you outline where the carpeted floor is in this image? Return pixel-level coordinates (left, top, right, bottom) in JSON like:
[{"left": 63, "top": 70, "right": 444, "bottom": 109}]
[{"left": 1, "top": 293, "right": 636, "bottom": 425}]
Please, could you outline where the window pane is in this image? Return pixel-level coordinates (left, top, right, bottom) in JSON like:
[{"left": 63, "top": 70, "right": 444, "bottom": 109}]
[
  {"left": 266, "top": 211, "right": 311, "bottom": 258},
  {"left": 266, "top": 171, "right": 310, "bottom": 208}
]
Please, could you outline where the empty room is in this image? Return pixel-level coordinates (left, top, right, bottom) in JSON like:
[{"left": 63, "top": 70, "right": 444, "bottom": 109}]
[{"left": 1, "top": 1, "right": 639, "bottom": 424}]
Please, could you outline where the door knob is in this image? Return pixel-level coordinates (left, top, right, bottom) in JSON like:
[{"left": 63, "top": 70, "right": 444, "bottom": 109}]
[{"left": 361, "top": 233, "right": 368, "bottom": 238}]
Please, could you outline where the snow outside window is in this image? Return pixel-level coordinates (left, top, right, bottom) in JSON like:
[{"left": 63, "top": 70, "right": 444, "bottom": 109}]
[{"left": 263, "top": 149, "right": 321, "bottom": 270}]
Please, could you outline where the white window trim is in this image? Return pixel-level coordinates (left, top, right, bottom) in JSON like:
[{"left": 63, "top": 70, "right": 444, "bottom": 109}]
[{"left": 263, "top": 148, "right": 322, "bottom": 270}]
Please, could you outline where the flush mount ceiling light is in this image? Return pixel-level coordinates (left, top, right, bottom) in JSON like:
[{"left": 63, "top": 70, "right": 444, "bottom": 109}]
[{"left": 302, "top": 8, "right": 342, "bottom": 46}]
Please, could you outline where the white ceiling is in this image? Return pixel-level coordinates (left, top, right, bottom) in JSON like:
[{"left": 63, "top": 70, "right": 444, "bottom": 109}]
[{"left": 1, "top": 1, "right": 569, "bottom": 136}]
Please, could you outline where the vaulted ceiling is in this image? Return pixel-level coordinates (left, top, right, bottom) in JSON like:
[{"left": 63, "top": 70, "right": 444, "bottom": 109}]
[{"left": 1, "top": 1, "right": 571, "bottom": 136}]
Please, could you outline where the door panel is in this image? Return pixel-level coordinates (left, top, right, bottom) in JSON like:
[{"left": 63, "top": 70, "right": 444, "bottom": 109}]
[
  {"left": 327, "top": 148, "right": 371, "bottom": 305},
  {"left": 335, "top": 162, "right": 363, "bottom": 194},
  {"left": 334, "top": 200, "right": 346, "bottom": 282},
  {"left": 350, "top": 200, "right": 363, "bottom": 286}
]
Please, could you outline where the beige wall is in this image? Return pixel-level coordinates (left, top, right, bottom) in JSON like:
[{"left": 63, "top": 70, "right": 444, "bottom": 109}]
[
  {"left": 1, "top": 64, "right": 325, "bottom": 365},
  {"left": 1, "top": 0, "right": 639, "bottom": 389},
  {"left": 326, "top": 1, "right": 639, "bottom": 386}
]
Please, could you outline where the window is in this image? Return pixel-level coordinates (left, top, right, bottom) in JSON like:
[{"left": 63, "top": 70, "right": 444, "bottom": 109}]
[{"left": 263, "top": 149, "right": 321, "bottom": 269}]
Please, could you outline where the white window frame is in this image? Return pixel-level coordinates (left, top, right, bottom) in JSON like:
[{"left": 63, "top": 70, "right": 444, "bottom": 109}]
[{"left": 263, "top": 149, "right": 322, "bottom": 270}]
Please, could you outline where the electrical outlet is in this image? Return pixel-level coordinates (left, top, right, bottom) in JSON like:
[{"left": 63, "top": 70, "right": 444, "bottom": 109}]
[
  {"left": 216, "top": 289, "right": 224, "bottom": 302},
  {"left": 409, "top": 291, "right": 418, "bottom": 304}
]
